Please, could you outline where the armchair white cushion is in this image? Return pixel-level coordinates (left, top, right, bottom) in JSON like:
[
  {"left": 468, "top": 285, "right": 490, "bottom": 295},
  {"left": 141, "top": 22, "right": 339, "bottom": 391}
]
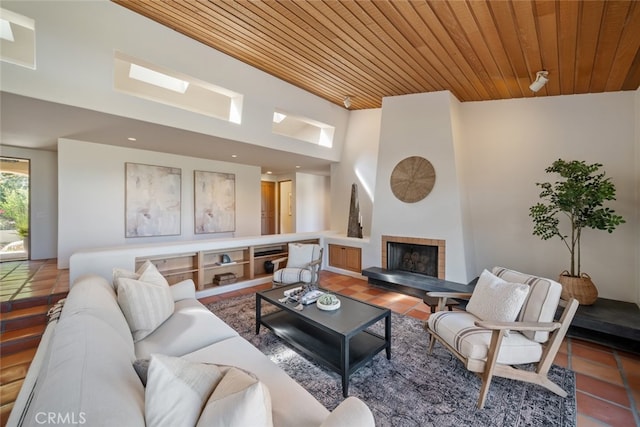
[
  {"left": 492, "top": 266, "right": 563, "bottom": 342},
  {"left": 428, "top": 311, "right": 542, "bottom": 364},
  {"left": 425, "top": 267, "right": 578, "bottom": 409},
  {"left": 272, "top": 243, "right": 322, "bottom": 286}
]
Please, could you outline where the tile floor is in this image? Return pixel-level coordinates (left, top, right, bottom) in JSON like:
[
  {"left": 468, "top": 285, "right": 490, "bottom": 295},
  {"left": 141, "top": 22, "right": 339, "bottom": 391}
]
[
  {"left": 1, "top": 262, "right": 639, "bottom": 426},
  {"left": 0, "top": 259, "right": 69, "bottom": 308}
]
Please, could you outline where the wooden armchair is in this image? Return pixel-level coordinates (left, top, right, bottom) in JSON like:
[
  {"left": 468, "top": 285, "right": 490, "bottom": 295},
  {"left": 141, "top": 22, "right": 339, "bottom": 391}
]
[
  {"left": 272, "top": 243, "right": 323, "bottom": 287},
  {"left": 424, "top": 267, "right": 579, "bottom": 409}
]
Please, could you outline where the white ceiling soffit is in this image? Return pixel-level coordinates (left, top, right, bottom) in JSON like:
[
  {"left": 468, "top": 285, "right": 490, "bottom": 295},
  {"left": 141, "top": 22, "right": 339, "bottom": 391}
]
[{"left": 0, "top": 92, "right": 333, "bottom": 176}]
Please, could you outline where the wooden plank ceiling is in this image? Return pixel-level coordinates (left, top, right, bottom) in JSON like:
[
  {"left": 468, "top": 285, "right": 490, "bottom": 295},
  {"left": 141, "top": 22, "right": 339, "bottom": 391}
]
[{"left": 113, "top": 0, "right": 640, "bottom": 110}]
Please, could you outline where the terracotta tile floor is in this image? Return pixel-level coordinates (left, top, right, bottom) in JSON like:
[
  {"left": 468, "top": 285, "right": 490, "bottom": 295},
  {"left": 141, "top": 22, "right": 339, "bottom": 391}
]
[
  {"left": 312, "top": 271, "right": 640, "bottom": 427},
  {"left": 0, "top": 259, "right": 69, "bottom": 306},
  {"left": 1, "top": 262, "right": 639, "bottom": 426}
]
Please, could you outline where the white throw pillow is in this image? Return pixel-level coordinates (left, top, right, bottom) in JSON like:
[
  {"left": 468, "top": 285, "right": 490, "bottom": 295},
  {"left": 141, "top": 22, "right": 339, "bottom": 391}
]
[
  {"left": 112, "top": 267, "right": 139, "bottom": 289},
  {"left": 117, "top": 275, "right": 174, "bottom": 342},
  {"left": 466, "top": 269, "right": 530, "bottom": 323},
  {"left": 113, "top": 260, "right": 169, "bottom": 289},
  {"left": 197, "top": 367, "right": 273, "bottom": 427},
  {"left": 145, "top": 354, "right": 224, "bottom": 427},
  {"left": 137, "top": 260, "right": 170, "bottom": 287},
  {"left": 287, "top": 243, "right": 315, "bottom": 268}
]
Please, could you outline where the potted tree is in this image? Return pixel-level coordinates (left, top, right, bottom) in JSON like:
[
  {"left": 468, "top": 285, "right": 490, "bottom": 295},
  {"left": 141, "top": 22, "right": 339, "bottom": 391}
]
[{"left": 529, "top": 159, "right": 625, "bottom": 305}]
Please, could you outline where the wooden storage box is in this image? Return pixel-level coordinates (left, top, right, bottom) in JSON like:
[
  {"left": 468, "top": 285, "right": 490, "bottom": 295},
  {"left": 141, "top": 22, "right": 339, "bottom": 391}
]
[{"left": 213, "top": 272, "right": 237, "bottom": 286}]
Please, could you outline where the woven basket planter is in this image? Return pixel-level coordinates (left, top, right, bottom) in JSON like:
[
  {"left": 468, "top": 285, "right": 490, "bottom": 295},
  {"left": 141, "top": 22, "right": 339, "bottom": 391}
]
[{"left": 558, "top": 271, "right": 598, "bottom": 305}]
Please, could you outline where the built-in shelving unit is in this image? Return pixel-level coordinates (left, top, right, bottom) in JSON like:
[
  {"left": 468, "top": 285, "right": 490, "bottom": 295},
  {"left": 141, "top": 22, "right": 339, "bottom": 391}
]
[
  {"left": 134, "top": 238, "right": 319, "bottom": 292},
  {"left": 198, "top": 247, "right": 251, "bottom": 290},
  {"left": 252, "top": 243, "right": 288, "bottom": 279}
]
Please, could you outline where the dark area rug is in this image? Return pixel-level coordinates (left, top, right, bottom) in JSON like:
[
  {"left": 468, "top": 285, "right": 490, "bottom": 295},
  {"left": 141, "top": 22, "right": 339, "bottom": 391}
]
[{"left": 207, "top": 294, "right": 576, "bottom": 426}]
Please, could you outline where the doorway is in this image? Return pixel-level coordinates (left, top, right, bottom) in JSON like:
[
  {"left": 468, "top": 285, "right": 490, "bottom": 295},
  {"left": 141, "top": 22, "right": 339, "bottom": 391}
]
[
  {"left": 279, "top": 180, "right": 293, "bottom": 234},
  {"left": 261, "top": 181, "right": 276, "bottom": 235},
  {"left": 0, "top": 157, "right": 30, "bottom": 261}
]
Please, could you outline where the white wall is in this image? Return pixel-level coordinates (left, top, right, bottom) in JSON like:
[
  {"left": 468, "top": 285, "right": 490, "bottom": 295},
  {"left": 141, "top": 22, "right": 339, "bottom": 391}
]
[
  {"left": 330, "top": 109, "right": 381, "bottom": 238},
  {"left": 0, "top": 146, "right": 57, "bottom": 260},
  {"left": 449, "top": 94, "right": 477, "bottom": 281},
  {"left": 295, "top": 172, "right": 330, "bottom": 232},
  {"left": 57, "top": 139, "right": 261, "bottom": 268},
  {"left": 460, "top": 92, "right": 637, "bottom": 302},
  {"left": 0, "top": 0, "right": 348, "bottom": 163},
  {"left": 369, "top": 92, "right": 472, "bottom": 284},
  {"left": 334, "top": 90, "right": 638, "bottom": 302}
]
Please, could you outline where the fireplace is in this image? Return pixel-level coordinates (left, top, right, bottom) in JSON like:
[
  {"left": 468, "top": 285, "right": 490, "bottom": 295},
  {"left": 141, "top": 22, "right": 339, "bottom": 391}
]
[
  {"left": 387, "top": 242, "right": 438, "bottom": 276},
  {"left": 363, "top": 236, "right": 465, "bottom": 299},
  {"left": 382, "top": 235, "right": 445, "bottom": 279}
]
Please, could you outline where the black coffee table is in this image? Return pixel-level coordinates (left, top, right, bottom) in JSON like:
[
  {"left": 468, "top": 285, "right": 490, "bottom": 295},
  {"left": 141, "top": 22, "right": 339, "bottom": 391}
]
[{"left": 256, "top": 284, "right": 391, "bottom": 397}]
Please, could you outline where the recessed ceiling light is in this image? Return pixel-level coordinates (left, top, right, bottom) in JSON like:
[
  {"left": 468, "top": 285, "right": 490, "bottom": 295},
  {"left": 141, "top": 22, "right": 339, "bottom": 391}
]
[
  {"left": 127, "top": 137, "right": 137, "bottom": 141},
  {"left": 266, "top": 171, "right": 273, "bottom": 174},
  {"left": 296, "top": 165, "right": 301, "bottom": 168},
  {"left": 129, "top": 63, "right": 189, "bottom": 93},
  {"left": 231, "top": 154, "right": 237, "bottom": 158}
]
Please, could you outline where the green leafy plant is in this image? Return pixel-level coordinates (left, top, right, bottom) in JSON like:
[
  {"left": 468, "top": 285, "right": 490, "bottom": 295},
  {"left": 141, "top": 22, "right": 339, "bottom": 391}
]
[
  {"left": 318, "top": 293, "right": 339, "bottom": 305},
  {"left": 529, "top": 159, "right": 625, "bottom": 277},
  {"left": 0, "top": 188, "right": 28, "bottom": 238}
]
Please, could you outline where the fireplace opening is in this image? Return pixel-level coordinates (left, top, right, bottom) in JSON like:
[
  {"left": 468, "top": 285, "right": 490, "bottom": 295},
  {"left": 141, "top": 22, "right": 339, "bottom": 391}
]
[
  {"left": 365, "top": 236, "right": 448, "bottom": 299},
  {"left": 381, "top": 235, "right": 445, "bottom": 280},
  {"left": 387, "top": 242, "right": 438, "bottom": 277}
]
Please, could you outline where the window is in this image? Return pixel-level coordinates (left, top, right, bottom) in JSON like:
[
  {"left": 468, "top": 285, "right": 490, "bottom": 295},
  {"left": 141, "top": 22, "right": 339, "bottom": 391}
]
[
  {"left": 114, "top": 52, "right": 243, "bottom": 124},
  {"left": 272, "top": 110, "right": 334, "bottom": 147}
]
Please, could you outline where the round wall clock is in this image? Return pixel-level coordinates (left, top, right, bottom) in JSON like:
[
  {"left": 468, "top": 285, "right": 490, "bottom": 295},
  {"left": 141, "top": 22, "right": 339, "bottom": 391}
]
[{"left": 390, "top": 156, "right": 436, "bottom": 203}]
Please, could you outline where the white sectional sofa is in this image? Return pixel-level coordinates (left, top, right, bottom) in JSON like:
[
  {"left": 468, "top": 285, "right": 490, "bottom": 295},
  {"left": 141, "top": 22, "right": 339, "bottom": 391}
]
[{"left": 8, "top": 273, "right": 374, "bottom": 427}]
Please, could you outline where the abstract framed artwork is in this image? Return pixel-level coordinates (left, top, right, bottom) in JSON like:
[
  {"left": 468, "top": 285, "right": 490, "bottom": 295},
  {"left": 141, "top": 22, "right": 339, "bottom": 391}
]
[
  {"left": 125, "top": 162, "right": 182, "bottom": 237},
  {"left": 194, "top": 170, "right": 236, "bottom": 234}
]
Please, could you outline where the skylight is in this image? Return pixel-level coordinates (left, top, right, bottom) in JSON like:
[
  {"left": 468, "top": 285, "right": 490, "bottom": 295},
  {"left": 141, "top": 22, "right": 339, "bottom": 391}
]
[
  {"left": 273, "top": 112, "right": 287, "bottom": 123},
  {"left": 129, "top": 64, "right": 189, "bottom": 94},
  {"left": 1, "top": 18, "right": 14, "bottom": 42},
  {"left": 272, "top": 109, "right": 334, "bottom": 147},
  {"left": 114, "top": 52, "right": 244, "bottom": 124},
  {"left": 0, "top": 8, "right": 35, "bottom": 69}
]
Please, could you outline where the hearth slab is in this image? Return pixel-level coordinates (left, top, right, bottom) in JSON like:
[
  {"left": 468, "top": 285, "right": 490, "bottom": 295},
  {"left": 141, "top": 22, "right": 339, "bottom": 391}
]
[
  {"left": 564, "top": 298, "right": 640, "bottom": 354},
  {"left": 361, "top": 267, "right": 475, "bottom": 300}
]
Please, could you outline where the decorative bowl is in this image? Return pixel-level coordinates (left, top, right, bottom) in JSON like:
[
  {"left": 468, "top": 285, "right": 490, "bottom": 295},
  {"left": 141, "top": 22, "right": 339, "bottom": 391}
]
[{"left": 317, "top": 294, "right": 340, "bottom": 311}]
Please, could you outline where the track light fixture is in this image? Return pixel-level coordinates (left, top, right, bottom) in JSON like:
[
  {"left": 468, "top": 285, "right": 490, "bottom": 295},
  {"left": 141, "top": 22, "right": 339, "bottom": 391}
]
[
  {"left": 343, "top": 96, "right": 352, "bottom": 109},
  {"left": 529, "top": 70, "right": 549, "bottom": 92}
]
